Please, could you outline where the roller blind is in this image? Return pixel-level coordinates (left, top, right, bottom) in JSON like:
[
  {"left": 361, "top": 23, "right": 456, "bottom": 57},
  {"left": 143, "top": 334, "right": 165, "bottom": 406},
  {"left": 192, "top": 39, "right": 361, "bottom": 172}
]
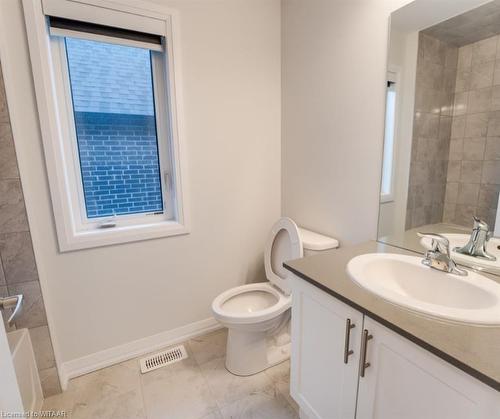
[{"left": 48, "top": 16, "right": 163, "bottom": 50}]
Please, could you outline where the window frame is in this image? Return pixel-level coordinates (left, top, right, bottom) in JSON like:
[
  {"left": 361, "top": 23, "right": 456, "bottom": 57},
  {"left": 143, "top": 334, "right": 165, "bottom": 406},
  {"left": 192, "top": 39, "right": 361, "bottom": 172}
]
[
  {"left": 380, "top": 69, "right": 400, "bottom": 204},
  {"left": 22, "top": 0, "right": 189, "bottom": 251},
  {"left": 53, "top": 36, "right": 173, "bottom": 229}
]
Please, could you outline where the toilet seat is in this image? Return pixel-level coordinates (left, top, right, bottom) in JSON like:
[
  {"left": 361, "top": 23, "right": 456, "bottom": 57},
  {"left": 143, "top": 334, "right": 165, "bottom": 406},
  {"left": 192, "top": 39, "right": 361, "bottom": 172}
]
[
  {"left": 212, "top": 282, "right": 291, "bottom": 325},
  {"left": 264, "top": 217, "right": 303, "bottom": 296},
  {"left": 212, "top": 218, "right": 302, "bottom": 325}
]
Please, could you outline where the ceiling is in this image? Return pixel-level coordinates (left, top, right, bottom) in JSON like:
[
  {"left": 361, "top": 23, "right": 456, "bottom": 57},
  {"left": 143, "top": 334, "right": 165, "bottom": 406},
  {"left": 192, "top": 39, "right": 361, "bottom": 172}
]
[{"left": 423, "top": 0, "right": 500, "bottom": 46}]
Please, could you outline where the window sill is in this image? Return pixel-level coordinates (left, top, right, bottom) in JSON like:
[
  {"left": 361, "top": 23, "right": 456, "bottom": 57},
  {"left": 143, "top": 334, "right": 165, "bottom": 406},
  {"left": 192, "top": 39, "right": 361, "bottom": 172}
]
[
  {"left": 58, "top": 220, "right": 189, "bottom": 252},
  {"left": 380, "top": 193, "right": 394, "bottom": 204}
]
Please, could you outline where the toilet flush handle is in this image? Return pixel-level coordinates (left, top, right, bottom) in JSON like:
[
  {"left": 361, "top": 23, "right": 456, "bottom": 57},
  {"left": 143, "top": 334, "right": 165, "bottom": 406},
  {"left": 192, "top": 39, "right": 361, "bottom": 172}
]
[{"left": 0, "top": 294, "right": 23, "bottom": 326}]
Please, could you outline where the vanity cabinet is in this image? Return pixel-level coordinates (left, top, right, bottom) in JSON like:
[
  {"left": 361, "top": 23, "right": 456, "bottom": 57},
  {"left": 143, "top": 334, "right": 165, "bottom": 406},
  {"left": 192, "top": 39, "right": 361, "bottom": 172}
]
[
  {"left": 356, "top": 317, "right": 499, "bottom": 419},
  {"left": 290, "top": 276, "right": 500, "bottom": 419},
  {"left": 290, "top": 276, "right": 363, "bottom": 419}
]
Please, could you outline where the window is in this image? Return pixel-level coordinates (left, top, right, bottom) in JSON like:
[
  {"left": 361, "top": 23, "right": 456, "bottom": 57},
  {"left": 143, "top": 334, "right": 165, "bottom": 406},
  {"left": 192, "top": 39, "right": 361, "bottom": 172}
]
[
  {"left": 64, "top": 38, "right": 165, "bottom": 220},
  {"left": 23, "top": 1, "right": 188, "bottom": 251},
  {"left": 381, "top": 72, "right": 398, "bottom": 203}
]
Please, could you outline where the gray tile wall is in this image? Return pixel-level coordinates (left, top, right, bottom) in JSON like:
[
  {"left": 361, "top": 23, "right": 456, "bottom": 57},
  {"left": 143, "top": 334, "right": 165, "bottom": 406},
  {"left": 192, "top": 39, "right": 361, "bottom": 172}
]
[
  {"left": 423, "top": 0, "right": 500, "bottom": 48},
  {"left": 406, "top": 33, "right": 458, "bottom": 229},
  {"left": 444, "top": 35, "right": 500, "bottom": 229},
  {"left": 0, "top": 63, "right": 61, "bottom": 397}
]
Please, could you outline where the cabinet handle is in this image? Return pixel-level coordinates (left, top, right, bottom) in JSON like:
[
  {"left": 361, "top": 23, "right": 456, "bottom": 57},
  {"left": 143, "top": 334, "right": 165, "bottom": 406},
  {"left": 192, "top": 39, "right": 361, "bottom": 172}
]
[
  {"left": 359, "top": 329, "right": 373, "bottom": 377},
  {"left": 343, "top": 318, "right": 356, "bottom": 364}
]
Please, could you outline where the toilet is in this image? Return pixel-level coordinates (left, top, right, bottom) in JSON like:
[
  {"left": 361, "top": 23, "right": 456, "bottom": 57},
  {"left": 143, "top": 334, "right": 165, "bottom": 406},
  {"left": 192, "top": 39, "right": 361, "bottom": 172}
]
[{"left": 211, "top": 217, "right": 339, "bottom": 376}]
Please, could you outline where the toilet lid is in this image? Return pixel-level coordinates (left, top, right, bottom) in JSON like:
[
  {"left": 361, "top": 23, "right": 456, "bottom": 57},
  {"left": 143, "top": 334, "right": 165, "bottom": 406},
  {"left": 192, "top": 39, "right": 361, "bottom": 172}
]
[{"left": 264, "top": 217, "right": 303, "bottom": 295}]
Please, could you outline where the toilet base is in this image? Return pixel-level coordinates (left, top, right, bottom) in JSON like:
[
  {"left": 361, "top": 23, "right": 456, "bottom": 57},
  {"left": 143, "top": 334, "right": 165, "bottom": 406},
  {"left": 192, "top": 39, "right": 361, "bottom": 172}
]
[{"left": 225, "top": 328, "right": 290, "bottom": 376}]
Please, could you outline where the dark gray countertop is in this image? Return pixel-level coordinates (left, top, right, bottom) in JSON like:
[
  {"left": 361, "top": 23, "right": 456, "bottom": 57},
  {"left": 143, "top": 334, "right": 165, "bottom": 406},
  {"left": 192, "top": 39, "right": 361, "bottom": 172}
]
[{"left": 284, "top": 241, "right": 500, "bottom": 391}]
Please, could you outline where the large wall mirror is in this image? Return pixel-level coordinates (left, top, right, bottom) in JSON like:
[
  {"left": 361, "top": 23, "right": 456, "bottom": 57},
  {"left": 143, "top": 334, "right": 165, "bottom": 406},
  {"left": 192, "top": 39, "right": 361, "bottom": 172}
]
[{"left": 378, "top": 0, "right": 500, "bottom": 275}]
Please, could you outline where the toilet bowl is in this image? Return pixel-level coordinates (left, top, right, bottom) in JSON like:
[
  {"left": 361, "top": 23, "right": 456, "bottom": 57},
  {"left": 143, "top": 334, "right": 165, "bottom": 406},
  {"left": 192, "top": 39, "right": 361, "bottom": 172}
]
[{"left": 212, "top": 217, "right": 338, "bottom": 376}]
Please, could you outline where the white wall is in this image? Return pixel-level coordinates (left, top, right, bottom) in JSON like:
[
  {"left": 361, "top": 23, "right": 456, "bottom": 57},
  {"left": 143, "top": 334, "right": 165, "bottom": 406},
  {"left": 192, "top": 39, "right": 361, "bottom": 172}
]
[
  {"left": 0, "top": 0, "right": 281, "bottom": 366},
  {"left": 282, "top": 0, "right": 413, "bottom": 246},
  {"left": 378, "top": 29, "right": 419, "bottom": 238}
]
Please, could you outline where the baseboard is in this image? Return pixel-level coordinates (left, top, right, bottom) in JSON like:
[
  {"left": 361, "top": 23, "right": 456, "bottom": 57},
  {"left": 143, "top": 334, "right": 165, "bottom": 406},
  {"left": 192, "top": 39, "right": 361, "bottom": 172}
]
[{"left": 59, "top": 317, "right": 221, "bottom": 390}]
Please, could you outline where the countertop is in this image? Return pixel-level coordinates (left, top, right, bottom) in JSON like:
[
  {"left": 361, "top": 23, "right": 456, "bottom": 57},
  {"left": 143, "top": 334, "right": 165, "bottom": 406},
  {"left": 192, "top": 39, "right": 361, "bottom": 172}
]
[
  {"left": 284, "top": 241, "right": 500, "bottom": 391},
  {"left": 378, "top": 223, "right": 469, "bottom": 256}
]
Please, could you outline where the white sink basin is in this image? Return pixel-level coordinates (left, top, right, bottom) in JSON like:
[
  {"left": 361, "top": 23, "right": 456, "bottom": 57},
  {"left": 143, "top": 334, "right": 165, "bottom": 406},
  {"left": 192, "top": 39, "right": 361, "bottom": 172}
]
[
  {"left": 420, "top": 233, "right": 500, "bottom": 274},
  {"left": 347, "top": 253, "right": 500, "bottom": 325}
]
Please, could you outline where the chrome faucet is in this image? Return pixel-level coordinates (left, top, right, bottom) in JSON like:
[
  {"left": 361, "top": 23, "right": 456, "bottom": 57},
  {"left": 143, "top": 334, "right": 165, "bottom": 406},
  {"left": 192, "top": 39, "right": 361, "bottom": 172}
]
[
  {"left": 454, "top": 216, "right": 496, "bottom": 261},
  {"left": 417, "top": 233, "right": 468, "bottom": 276}
]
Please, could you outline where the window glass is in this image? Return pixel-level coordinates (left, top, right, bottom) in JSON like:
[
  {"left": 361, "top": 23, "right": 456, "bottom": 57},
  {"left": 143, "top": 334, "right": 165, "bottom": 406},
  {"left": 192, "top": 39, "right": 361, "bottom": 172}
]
[
  {"left": 381, "top": 80, "right": 396, "bottom": 198},
  {"left": 65, "top": 37, "right": 163, "bottom": 218}
]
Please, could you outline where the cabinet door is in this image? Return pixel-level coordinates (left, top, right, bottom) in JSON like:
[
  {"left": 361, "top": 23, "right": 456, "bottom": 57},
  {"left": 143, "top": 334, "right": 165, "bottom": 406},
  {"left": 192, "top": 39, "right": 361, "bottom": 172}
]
[
  {"left": 290, "top": 276, "right": 363, "bottom": 419},
  {"left": 357, "top": 317, "right": 500, "bottom": 419}
]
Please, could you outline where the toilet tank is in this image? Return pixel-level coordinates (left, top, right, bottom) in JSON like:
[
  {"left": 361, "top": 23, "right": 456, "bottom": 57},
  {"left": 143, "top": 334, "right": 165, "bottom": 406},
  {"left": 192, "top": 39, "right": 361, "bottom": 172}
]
[{"left": 298, "top": 227, "right": 339, "bottom": 257}]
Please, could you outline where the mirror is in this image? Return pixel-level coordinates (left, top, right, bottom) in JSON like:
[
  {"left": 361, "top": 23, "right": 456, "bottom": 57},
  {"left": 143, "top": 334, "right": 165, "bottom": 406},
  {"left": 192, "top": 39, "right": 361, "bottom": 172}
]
[{"left": 378, "top": 0, "right": 500, "bottom": 275}]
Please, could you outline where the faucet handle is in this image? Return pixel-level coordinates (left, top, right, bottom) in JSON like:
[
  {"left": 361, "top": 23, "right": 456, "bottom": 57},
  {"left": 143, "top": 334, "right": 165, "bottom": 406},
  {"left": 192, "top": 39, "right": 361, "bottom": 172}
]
[
  {"left": 417, "top": 232, "right": 450, "bottom": 257},
  {"left": 473, "top": 216, "right": 489, "bottom": 232},
  {"left": 417, "top": 232, "right": 468, "bottom": 276}
]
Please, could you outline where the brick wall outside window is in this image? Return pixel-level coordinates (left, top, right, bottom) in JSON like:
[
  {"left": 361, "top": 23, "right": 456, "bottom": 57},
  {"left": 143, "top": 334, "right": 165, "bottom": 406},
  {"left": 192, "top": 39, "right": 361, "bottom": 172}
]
[{"left": 75, "top": 112, "right": 163, "bottom": 218}]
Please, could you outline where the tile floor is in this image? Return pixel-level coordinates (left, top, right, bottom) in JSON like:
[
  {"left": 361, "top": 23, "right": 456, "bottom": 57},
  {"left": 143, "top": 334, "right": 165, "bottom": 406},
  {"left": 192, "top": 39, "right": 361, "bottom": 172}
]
[{"left": 42, "top": 328, "right": 299, "bottom": 419}]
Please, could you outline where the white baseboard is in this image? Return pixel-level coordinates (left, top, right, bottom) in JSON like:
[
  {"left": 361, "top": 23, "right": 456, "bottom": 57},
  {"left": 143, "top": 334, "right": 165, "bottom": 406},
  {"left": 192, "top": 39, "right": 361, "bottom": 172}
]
[{"left": 59, "top": 317, "right": 221, "bottom": 390}]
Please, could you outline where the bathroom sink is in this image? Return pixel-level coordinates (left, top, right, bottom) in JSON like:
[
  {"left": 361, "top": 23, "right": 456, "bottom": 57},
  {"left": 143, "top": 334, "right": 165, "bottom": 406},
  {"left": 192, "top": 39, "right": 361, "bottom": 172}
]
[
  {"left": 420, "top": 234, "right": 500, "bottom": 274},
  {"left": 346, "top": 253, "right": 500, "bottom": 325}
]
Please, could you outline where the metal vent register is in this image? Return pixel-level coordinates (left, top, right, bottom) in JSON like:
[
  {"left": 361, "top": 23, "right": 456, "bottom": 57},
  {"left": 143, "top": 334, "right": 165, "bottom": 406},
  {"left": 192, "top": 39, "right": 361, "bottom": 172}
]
[{"left": 139, "top": 345, "right": 188, "bottom": 373}]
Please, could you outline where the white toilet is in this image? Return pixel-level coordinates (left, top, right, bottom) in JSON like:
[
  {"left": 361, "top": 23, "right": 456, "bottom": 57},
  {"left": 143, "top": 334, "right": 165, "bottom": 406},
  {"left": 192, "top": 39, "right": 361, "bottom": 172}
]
[{"left": 211, "top": 217, "right": 338, "bottom": 376}]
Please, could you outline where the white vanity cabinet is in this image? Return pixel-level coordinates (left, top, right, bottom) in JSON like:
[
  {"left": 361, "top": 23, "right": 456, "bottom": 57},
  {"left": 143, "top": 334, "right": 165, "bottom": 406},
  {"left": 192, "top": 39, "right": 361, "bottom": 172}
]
[
  {"left": 290, "top": 276, "right": 363, "bottom": 419},
  {"left": 290, "top": 276, "right": 500, "bottom": 419},
  {"left": 356, "top": 317, "right": 499, "bottom": 419}
]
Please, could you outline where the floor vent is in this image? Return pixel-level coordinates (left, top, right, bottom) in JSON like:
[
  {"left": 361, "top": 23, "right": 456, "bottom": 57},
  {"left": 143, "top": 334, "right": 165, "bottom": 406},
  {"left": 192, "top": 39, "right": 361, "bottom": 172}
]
[{"left": 139, "top": 345, "right": 188, "bottom": 374}]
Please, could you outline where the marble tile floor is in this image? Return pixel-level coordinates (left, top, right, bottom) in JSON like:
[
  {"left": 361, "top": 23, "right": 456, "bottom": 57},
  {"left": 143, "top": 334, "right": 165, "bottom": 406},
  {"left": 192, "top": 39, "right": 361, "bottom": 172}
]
[{"left": 42, "top": 328, "right": 299, "bottom": 419}]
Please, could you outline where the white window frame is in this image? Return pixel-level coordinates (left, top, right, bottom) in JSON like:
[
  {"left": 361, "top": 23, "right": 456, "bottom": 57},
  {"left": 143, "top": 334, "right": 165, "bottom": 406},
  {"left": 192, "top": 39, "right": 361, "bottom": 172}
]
[
  {"left": 22, "top": 0, "right": 189, "bottom": 251},
  {"left": 380, "top": 68, "right": 400, "bottom": 204},
  {"left": 53, "top": 37, "right": 173, "bottom": 228}
]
